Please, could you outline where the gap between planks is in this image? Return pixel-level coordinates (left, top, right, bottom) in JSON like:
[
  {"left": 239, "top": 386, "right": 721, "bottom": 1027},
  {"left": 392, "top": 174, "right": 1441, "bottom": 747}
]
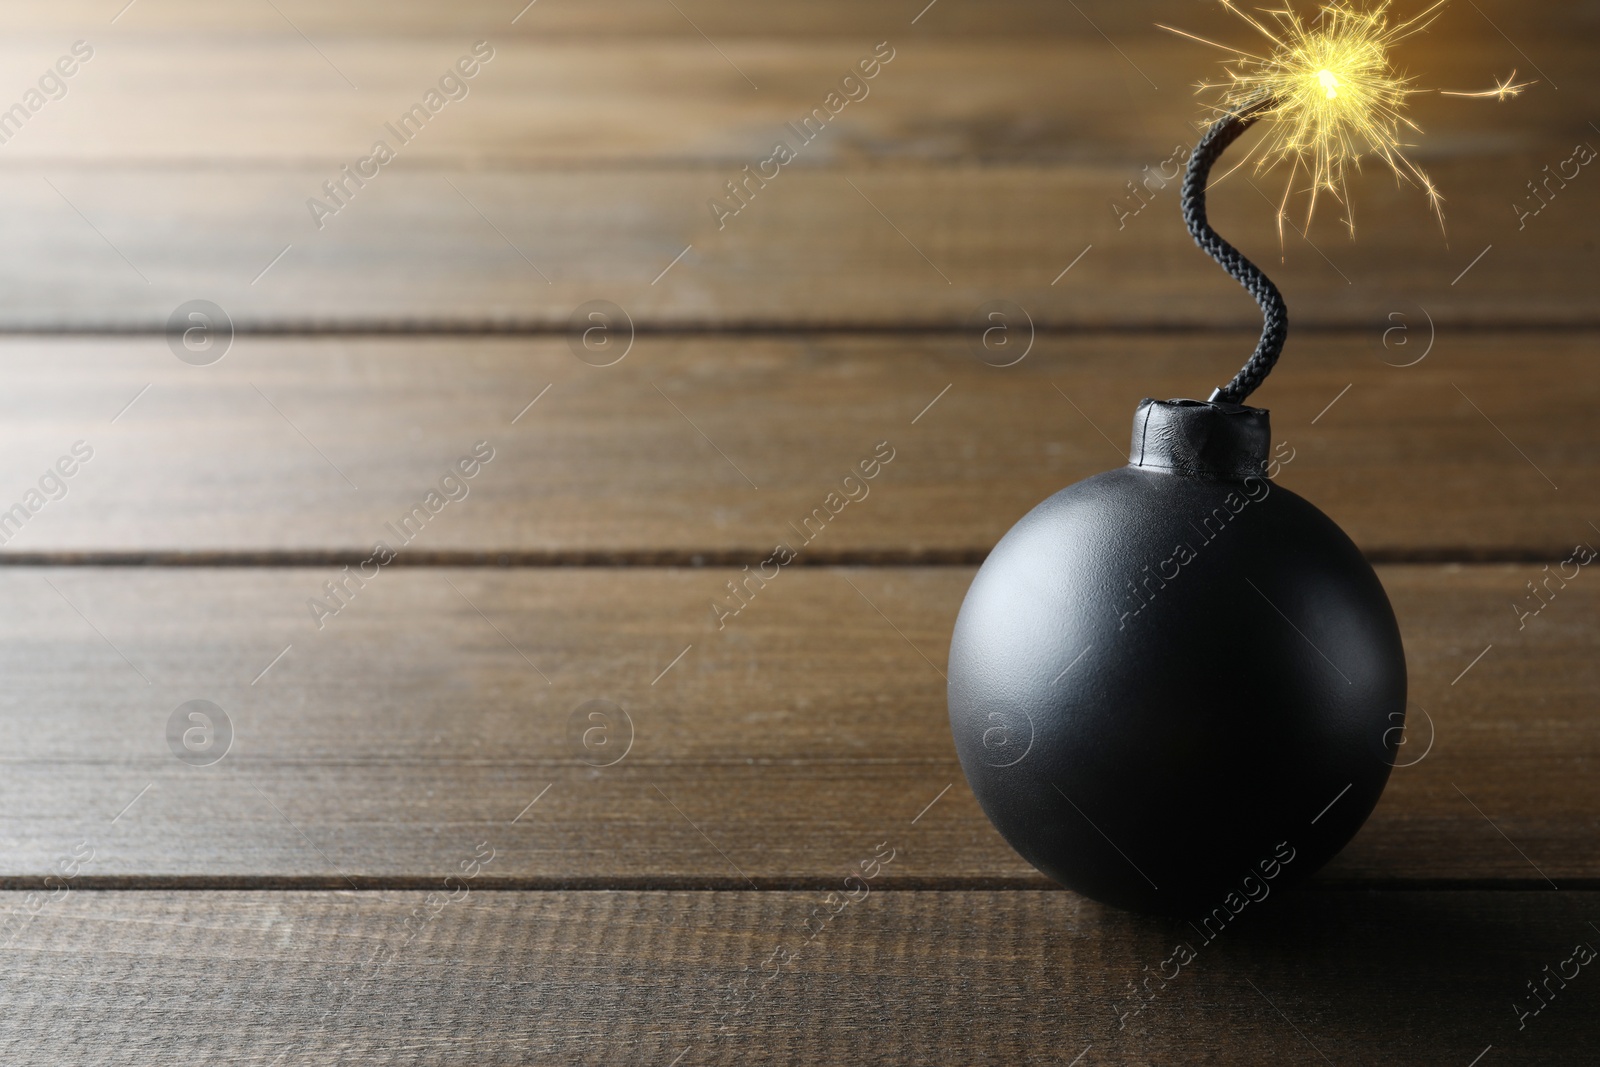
[
  {"left": 0, "top": 549, "right": 1581, "bottom": 566},
  {"left": 0, "top": 875, "right": 1593, "bottom": 892},
  {"left": 0, "top": 322, "right": 1598, "bottom": 337}
]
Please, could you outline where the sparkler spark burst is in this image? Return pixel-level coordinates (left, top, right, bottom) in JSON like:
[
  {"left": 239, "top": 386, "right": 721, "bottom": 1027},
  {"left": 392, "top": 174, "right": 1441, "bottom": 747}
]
[{"left": 1163, "top": 1, "right": 1517, "bottom": 238}]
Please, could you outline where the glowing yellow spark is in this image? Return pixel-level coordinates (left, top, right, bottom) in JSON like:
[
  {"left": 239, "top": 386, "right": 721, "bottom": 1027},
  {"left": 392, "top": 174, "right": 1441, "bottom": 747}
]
[
  {"left": 1441, "top": 69, "right": 1535, "bottom": 100},
  {"left": 1163, "top": 1, "right": 1523, "bottom": 240}
]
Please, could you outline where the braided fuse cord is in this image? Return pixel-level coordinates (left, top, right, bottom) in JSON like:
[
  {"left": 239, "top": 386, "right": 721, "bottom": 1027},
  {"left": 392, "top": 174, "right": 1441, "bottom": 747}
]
[{"left": 1181, "top": 101, "right": 1287, "bottom": 405}]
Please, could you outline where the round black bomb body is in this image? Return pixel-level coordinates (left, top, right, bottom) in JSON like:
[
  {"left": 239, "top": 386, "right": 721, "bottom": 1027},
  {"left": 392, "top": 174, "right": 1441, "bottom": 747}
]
[{"left": 947, "top": 399, "right": 1405, "bottom": 914}]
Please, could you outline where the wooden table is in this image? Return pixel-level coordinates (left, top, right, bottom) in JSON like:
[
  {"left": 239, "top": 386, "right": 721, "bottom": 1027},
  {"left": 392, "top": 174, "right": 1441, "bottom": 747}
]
[{"left": 2, "top": 1, "right": 1596, "bottom": 1062}]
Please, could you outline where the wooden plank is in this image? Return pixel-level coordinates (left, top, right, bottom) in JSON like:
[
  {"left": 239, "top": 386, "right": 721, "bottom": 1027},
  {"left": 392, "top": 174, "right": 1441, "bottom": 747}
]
[
  {"left": 1, "top": 155, "right": 1592, "bottom": 331},
  {"left": 0, "top": 36, "right": 1582, "bottom": 166},
  {"left": 6, "top": 0, "right": 1579, "bottom": 40},
  {"left": 0, "top": 5, "right": 1587, "bottom": 329},
  {"left": 1, "top": 888, "right": 1595, "bottom": 1064},
  {"left": 0, "top": 333, "right": 1591, "bottom": 558},
  {"left": 0, "top": 565, "right": 1594, "bottom": 885}
]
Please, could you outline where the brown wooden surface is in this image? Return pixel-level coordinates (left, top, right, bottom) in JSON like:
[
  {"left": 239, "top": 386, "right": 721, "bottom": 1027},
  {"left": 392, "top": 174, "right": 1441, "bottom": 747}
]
[
  {"left": 0, "top": 35, "right": 1585, "bottom": 165},
  {"left": 2, "top": 0, "right": 1596, "bottom": 1061},
  {"left": 0, "top": 13, "right": 1586, "bottom": 330},
  {"left": 5, "top": 0, "right": 1588, "bottom": 36},
  {"left": 1, "top": 157, "right": 1594, "bottom": 331},
  {"left": 0, "top": 332, "right": 1593, "bottom": 559},
  {"left": 0, "top": 565, "right": 1592, "bottom": 887},
  {"left": 2, "top": 890, "right": 1595, "bottom": 1065}
]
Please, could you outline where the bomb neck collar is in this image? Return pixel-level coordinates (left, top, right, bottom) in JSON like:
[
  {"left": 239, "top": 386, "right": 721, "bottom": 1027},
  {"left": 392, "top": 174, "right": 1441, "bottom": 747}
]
[{"left": 1128, "top": 397, "right": 1270, "bottom": 481}]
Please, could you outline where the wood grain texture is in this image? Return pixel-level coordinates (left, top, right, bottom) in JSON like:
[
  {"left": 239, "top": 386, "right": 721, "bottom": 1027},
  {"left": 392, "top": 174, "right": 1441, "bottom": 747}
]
[
  {"left": 1, "top": 1, "right": 1593, "bottom": 1062},
  {"left": 0, "top": 565, "right": 1593, "bottom": 885},
  {"left": 2, "top": 154, "right": 1592, "bottom": 331},
  {"left": 0, "top": 333, "right": 1590, "bottom": 558},
  {"left": 0, "top": 2, "right": 1591, "bottom": 1059},
  {"left": 0, "top": 2, "right": 1588, "bottom": 332},
  {"left": 0, "top": 36, "right": 1585, "bottom": 165},
  {"left": 1, "top": 889, "right": 1595, "bottom": 1065},
  {"left": 7, "top": 0, "right": 1585, "bottom": 39}
]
